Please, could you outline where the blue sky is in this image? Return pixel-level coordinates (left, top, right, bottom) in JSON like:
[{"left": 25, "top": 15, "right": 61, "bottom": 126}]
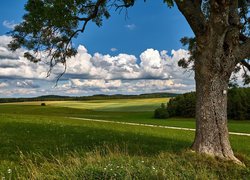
[{"left": 0, "top": 1, "right": 197, "bottom": 97}]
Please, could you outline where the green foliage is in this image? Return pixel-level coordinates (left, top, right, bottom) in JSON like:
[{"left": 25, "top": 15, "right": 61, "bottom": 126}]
[
  {"left": 178, "top": 37, "right": 196, "bottom": 69},
  {"left": 242, "top": 70, "right": 250, "bottom": 85},
  {"left": 228, "top": 87, "right": 250, "bottom": 120},
  {"left": 9, "top": 0, "right": 110, "bottom": 67},
  {"left": 154, "top": 103, "right": 169, "bottom": 119},
  {"left": 164, "top": 94, "right": 184, "bottom": 118},
  {"left": 167, "top": 92, "right": 196, "bottom": 118},
  {"left": 157, "top": 88, "right": 250, "bottom": 120},
  {"left": 177, "top": 0, "right": 250, "bottom": 85},
  {"left": 163, "top": 0, "right": 174, "bottom": 8}
]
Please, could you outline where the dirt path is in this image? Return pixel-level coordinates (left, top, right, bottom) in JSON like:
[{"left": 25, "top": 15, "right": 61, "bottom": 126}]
[{"left": 68, "top": 117, "right": 250, "bottom": 137}]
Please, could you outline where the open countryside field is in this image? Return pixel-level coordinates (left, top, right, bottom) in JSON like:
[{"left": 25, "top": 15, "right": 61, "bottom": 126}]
[
  {"left": 9, "top": 98, "right": 168, "bottom": 111},
  {"left": 0, "top": 98, "right": 250, "bottom": 179}
]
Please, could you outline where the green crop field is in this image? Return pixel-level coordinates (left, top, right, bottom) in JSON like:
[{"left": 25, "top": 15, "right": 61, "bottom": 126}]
[{"left": 0, "top": 98, "right": 250, "bottom": 179}]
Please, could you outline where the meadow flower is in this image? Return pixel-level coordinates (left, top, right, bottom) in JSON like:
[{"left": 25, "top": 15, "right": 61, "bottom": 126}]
[{"left": 7, "top": 169, "right": 12, "bottom": 174}]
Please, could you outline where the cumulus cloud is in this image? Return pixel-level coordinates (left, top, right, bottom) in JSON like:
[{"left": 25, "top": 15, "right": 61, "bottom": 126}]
[
  {"left": 0, "top": 35, "right": 191, "bottom": 81},
  {"left": 55, "top": 79, "right": 194, "bottom": 96},
  {"left": 0, "top": 82, "right": 8, "bottom": 88},
  {"left": 0, "top": 35, "right": 24, "bottom": 60},
  {"left": 16, "top": 80, "right": 40, "bottom": 88},
  {"left": 140, "top": 49, "right": 167, "bottom": 79},
  {"left": 0, "top": 88, "right": 38, "bottom": 97},
  {"left": 71, "top": 79, "right": 122, "bottom": 89},
  {"left": 89, "top": 52, "right": 141, "bottom": 79},
  {"left": 0, "top": 35, "right": 196, "bottom": 97}
]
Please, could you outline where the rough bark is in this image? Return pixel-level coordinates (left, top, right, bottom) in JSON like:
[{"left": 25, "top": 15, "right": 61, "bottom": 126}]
[
  {"left": 191, "top": 49, "right": 242, "bottom": 164},
  {"left": 183, "top": 0, "right": 248, "bottom": 164}
]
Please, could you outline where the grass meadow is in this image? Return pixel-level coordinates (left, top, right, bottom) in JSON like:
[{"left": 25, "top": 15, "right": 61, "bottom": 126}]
[{"left": 0, "top": 98, "right": 250, "bottom": 179}]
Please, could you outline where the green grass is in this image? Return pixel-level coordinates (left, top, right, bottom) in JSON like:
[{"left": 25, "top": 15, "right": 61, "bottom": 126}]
[
  {"left": 1, "top": 99, "right": 250, "bottom": 133},
  {"left": 7, "top": 98, "right": 167, "bottom": 111},
  {"left": 0, "top": 99, "right": 250, "bottom": 179}
]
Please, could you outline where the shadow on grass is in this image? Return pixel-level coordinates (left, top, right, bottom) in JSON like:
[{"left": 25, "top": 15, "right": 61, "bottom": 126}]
[
  {"left": 0, "top": 121, "right": 191, "bottom": 162},
  {"left": 0, "top": 105, "right": 153, "bottom": 121}
]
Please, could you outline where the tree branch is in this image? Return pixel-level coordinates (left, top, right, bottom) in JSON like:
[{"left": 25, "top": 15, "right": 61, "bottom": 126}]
[
  {"left": 238, "top": 37, "right": 250, "bottom": 60},
  {"left": 193, "top": 0, "right": 202, "bottom": 7},
  {"left": 241, "top": 60, "right": 250, "bottom": 71},
  {"left": 207, "top": 0, "right": 232, "bottom": 37},
  {"left": 224, "top": 0, "right": 240, "bottom": 56},
  {"left": 175, "top": 0, "right": 207, "bottom": 37},
  {"left": 52, "top": 0, "right": 107, "bottom": 84},
  {"left": 229, "top": 0, "right": 239, "bottom": 26},
  {"left": 239, "top": 33, "right": 248, "bottom": 42}
]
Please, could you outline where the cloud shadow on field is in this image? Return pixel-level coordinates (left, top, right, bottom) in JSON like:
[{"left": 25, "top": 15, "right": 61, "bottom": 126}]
[{"left": 0, "top": 120, "right": 192, "bottom": 162}]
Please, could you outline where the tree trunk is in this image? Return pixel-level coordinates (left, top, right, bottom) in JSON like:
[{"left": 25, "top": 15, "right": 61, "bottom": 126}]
[{"left": 191, "top": 52, "right": 242, "bottom": 164}]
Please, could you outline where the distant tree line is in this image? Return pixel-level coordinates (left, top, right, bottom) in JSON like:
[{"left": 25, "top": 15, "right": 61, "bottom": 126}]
[
  {"left": 0, "top": 92, "right": 178, "bottom": 103},
  {"left": 155, "top": 87, "right": 250, "bottom": 120}
]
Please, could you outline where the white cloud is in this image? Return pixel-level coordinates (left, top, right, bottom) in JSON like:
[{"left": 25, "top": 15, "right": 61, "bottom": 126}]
[
  {"left": 2, "top": 20, "right": 17, "bottom": 29},
  {"left": 16, "top": 80, "right": 40, "bottom": 88},
  {"left": 140, "top": 48, "right": 166, "bottom": 79},
  {"left": 0, "top": 82, "right": 8, "bottom": 88},
  {"left": 90, "top": 52, "right": 141, "bottom": 79},
  {"left": 0, "top": 35, "right": 196, "bottom": 97},
  {"left": 111, "top": 48, "right": 117, "bottom": 52},
  {"left": 71, "top": 79, "right": 122, "bottom": 89},
  {"left": 0, "top": 35, "right": 24, "bottom": 59},
  {"left": 55, "top": 79, "right": 194, "bottom": 96},
  {"left": 0, "top": 35, "right": 192, "bottom": 82},
  {"left": 125, "top": 24, "right": 136, "bottom": 30},
  {"left": 0, "top": 88, "right": 37, "bottom": 97}
]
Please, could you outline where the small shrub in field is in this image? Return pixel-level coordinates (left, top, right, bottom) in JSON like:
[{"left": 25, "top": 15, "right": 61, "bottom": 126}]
[
  {"left": 41, "top": 103, "right": 46, "bottom": 106},
  {"left": 154, "top": 103, "right": 169, "bottom": 119}
]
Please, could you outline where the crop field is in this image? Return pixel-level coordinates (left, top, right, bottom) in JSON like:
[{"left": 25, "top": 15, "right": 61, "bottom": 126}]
[{"left": 0, "top": 98, "right": 250, "bottom": 179}]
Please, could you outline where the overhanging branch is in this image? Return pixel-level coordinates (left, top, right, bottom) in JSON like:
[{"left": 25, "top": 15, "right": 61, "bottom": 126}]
[
  {"left": 238, "top": 37, "right": 250, "bottom": 60},
  {"left": 175, "top": 0, "right": 207, "bottom": 37},
  {"left": 241, "top": 60, "right": 250, "bottom": 71}
]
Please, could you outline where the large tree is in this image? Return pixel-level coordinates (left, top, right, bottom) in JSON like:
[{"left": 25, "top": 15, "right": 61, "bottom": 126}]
[{"left": 9, "top": 0, "right": 250, "bottom": 164}]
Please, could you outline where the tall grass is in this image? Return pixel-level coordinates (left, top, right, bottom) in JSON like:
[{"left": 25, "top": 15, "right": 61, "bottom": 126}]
[{"left": 4, "top": 145, "right": 249, "bottom": 179}]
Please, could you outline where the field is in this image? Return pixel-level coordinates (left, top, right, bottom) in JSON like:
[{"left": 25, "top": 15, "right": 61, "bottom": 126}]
[{"left": 0, "top": 98, "right": 250, "bottom": 179}]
